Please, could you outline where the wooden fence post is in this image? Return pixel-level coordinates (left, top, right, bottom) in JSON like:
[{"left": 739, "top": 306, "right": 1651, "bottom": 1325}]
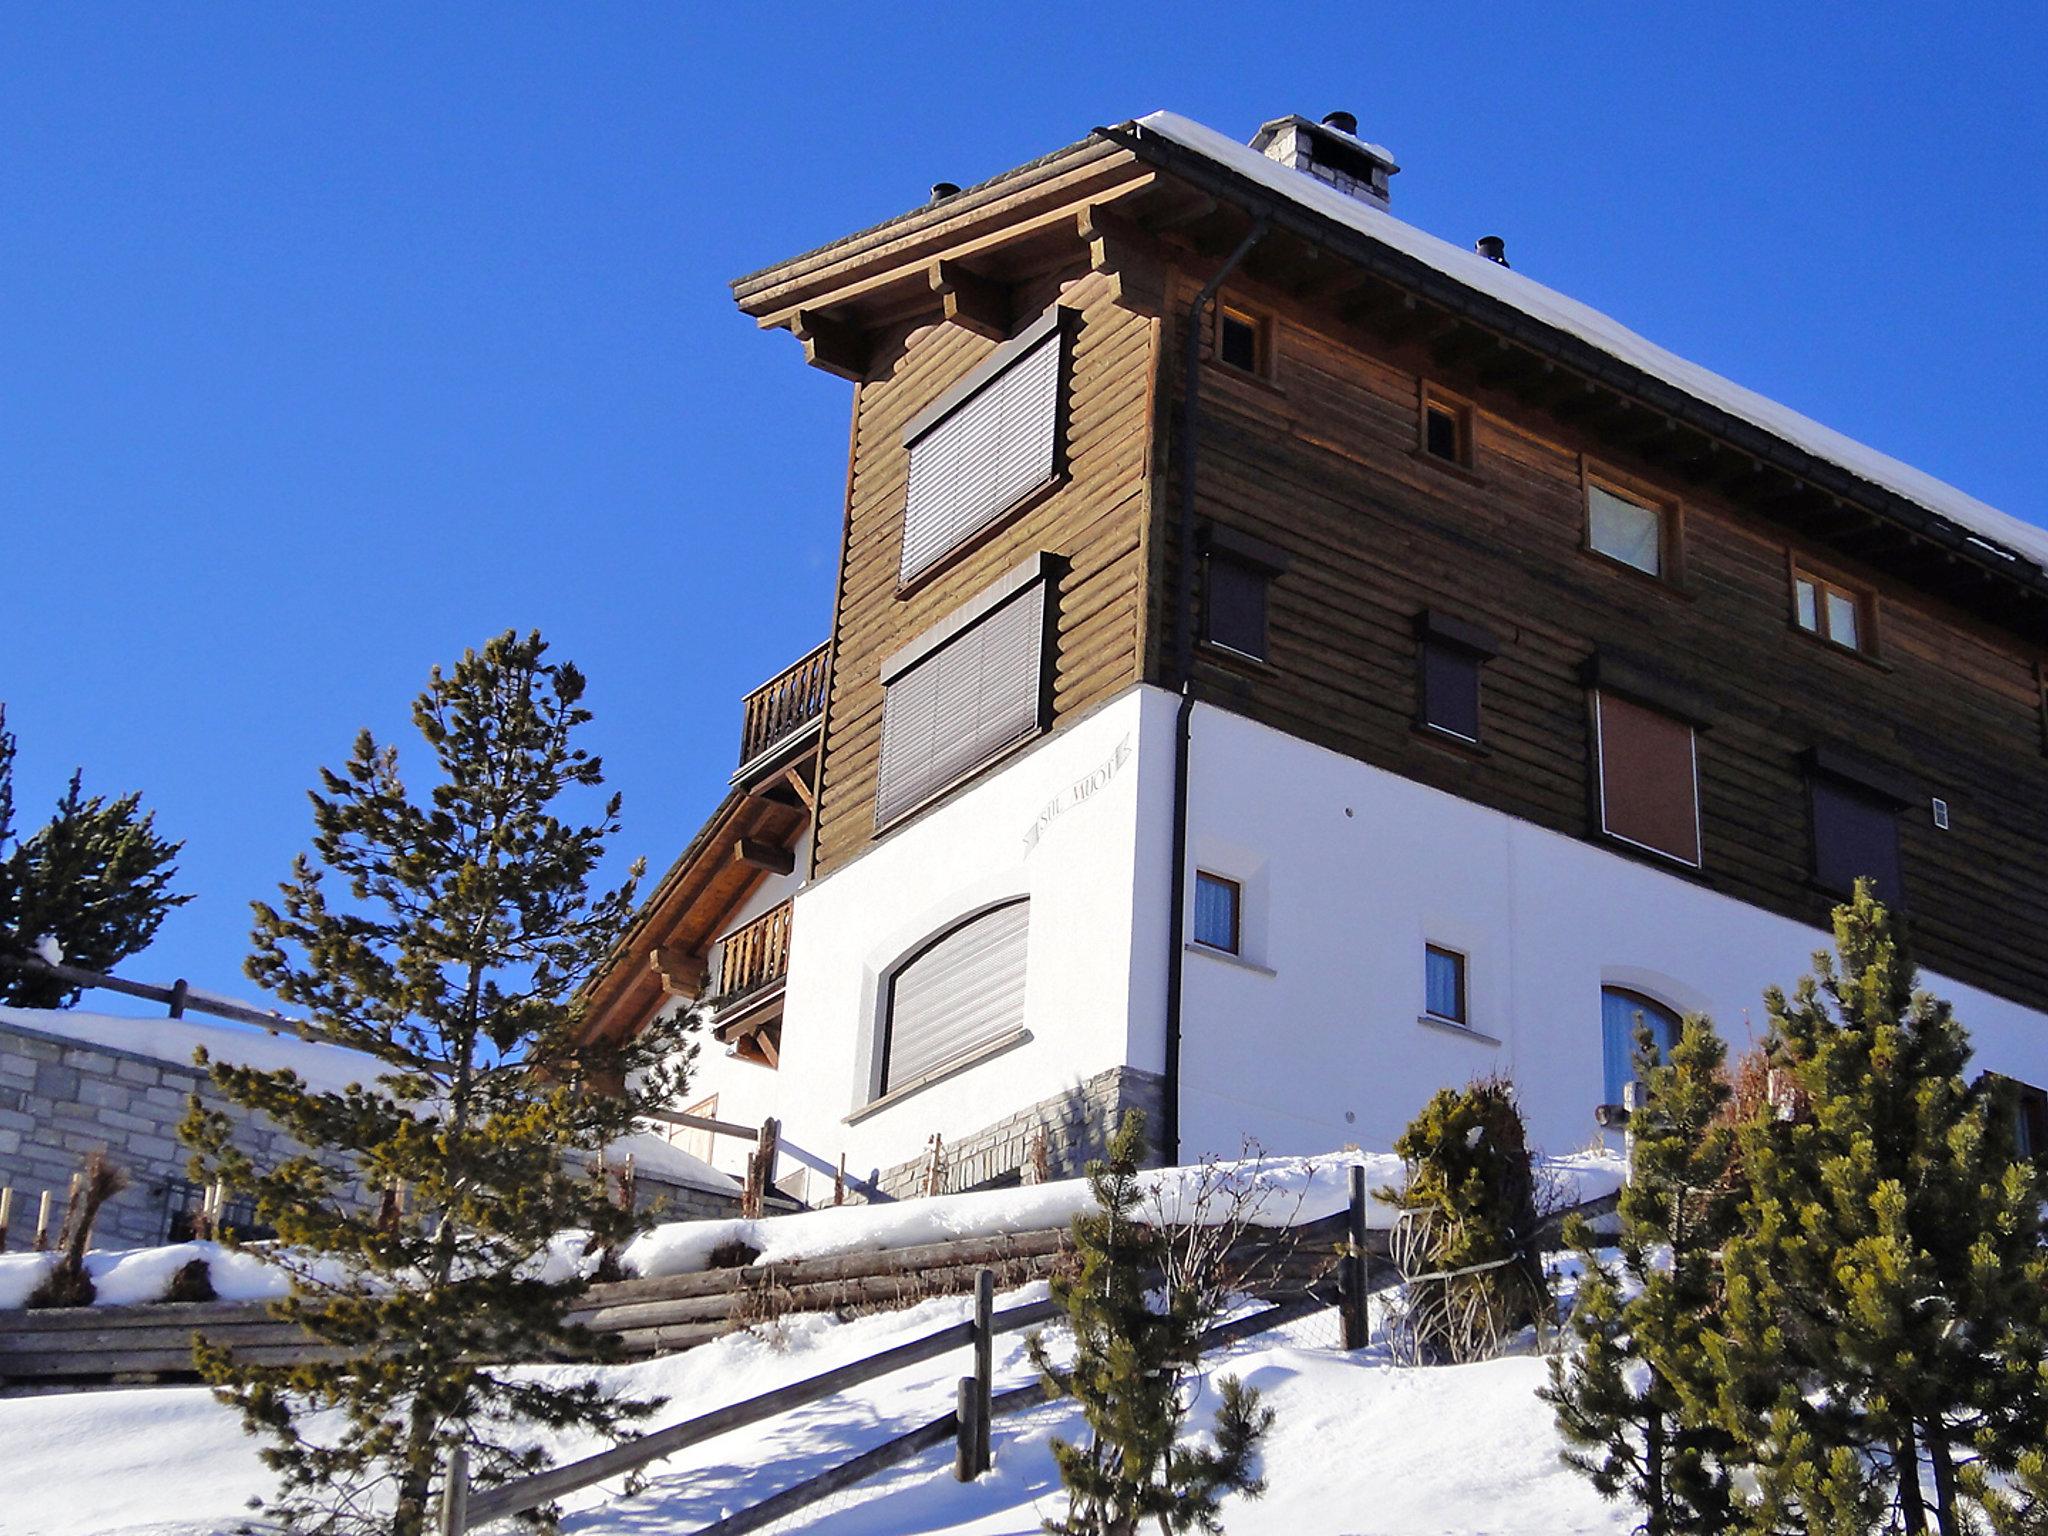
[
  {"left": 954, "top": 1377, "right": 980, "bottom": 1482},
  {"left": 1342, "top": 1163, "right": 1369, "bottom": 1350},
  {"left": 167, "top": 978, "right": 189, "bottom": 1019},
  {"left": 742, "top": 1117, "right": 781, "bottom": 1219},
  {"left": 973, "top": 1267, "right": 994, "bottom": 1473},
  {"left": 33, "top": 1188, "right": 52, "bottom": 1251},
  {"left": 0, "top": 1185, "right": 12, "bottom": 1253},
  {"left": 436, "top": 1443, "right": 469, "bottom": 1536}
]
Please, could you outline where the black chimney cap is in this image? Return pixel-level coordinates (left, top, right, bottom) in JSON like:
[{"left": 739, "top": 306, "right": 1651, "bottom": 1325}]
[
  {"left": 1321, "top": 110, "right": 1358, "bottom": 135},
  {"left": 930, "top": 181, "right": 962, "bottom": 203},
  {"left": 1475, "top": 235, "right": 1509, "bottom": 267}
]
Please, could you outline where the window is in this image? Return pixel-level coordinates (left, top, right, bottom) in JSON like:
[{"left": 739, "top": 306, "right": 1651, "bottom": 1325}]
[
  {"left": 1420, "top": 388, "right": 1472, "bottom": 468},
  {"left": 879, "top": 900, "right": 1029, "bottom": 1097},
  {"left": 1193, "top": 872, "right": 1241, "bottom": 954},
  {"left": 1805, "top": 748, "right": 1909, "bottom": 907},
  {"left": 1593, "top": 690, "right": 1701, "bottom": 866},
  {"left": 1415, "top": 610, "right": 1498, "bottom": 744},
  {"left": 1600, "top": 987, "right": 1681, "bottom": 1107},
  {"left": 1424, "top": 945, "right": 1468, "bottom": 1025},
  {"left": 877, "top": 556, "right": 1051, "bottom": 826},
  {"left": 2015, "top": 1081, "right": 2048, "bottom": 1160},
  {"left": 899, "top": 306, "right": 1068, "bottom": 583},
  {"left": 1791, "top": 562, "right": 1872, "bottom": 654},
  {"left": 1586, "top": 480, "right": 1672, "bottom": 578},
  {"left": 1200, "top": 524, "right": 1290, "bottom": 663},
  {"left": 1217, "top": 305, "right": 1264, "bottom": 374}
]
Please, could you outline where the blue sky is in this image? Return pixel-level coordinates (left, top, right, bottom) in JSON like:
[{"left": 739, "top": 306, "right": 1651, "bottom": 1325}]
[{"left": 3, "top": 5, "right": 2042, "bottom": 1009}]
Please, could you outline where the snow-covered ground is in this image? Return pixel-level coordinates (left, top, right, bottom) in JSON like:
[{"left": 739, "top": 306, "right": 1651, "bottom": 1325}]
[
  {"left": 0, "top": 1147, "right": 1624, "bottom": 1307},
  {"left": 0, "top": 1279, "right": 1633, "bottom": 1536}
]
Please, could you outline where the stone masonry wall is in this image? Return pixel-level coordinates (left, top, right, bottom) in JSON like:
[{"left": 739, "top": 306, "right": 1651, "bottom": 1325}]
[
  {"left": 875, "top": 1066, "right": 1165, "bottom": 1199},
  {"left": 0, "top": 1019, "right": 753, "bottom": 1252},
  {"left": 0, "top": 1019, "right": 310, "bottom": 1251}
]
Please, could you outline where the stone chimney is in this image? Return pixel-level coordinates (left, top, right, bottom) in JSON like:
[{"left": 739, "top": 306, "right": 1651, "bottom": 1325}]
[{"left": 1249, "top": 111, "right": 1399, "bottom": 210}]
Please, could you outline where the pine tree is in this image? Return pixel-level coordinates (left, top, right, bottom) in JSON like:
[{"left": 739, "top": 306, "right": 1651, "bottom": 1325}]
[
  {"left": 1382, "top": 1075, "right": 1546, "bottom": 1360},
  {"left": 1029, "top": 1111, "right": 1274, "bottom": 1536},
  {"left": 180, "top": 631, "right": 694, "bottom": 1536},
  {"left": 0, "top": 704, "right": 188, "bottom": 1006},
  {"left": 1704, "top": 883, "right": 2048, "bottom": 1536},
  {"left": 1544, "top": 1016, "right": 1741, "bottom": 1534}
]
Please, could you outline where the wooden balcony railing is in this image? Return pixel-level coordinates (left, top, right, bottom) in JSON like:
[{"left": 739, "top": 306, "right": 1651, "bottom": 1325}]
[
  {"left": 709, "top": 899, "right": 793, "bottom": 1005},
  {"left": 738, "top": 643, "right": 829, "bottom": 769}
]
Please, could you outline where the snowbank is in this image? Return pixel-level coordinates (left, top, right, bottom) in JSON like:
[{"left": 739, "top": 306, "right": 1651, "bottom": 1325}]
[
  {"left": 0, "top": 1148, "right": 1625, "bottom": 1311},
  {"left": 622, "top": 1147, "right": 1625, "bottom": 1281},
  {"left": 0, "top": 1005, "right": 384, "bottom": 1096}
]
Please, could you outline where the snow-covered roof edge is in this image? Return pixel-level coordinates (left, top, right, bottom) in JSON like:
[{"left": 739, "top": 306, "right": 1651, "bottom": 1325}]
[{"left": 1129, "top": 111, "right": 2048, "bottom": 576}]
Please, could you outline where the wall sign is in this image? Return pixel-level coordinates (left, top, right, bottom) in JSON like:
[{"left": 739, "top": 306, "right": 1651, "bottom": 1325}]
[{"left": 1022, "top": 734, "right": 1132, "bottom": 856}]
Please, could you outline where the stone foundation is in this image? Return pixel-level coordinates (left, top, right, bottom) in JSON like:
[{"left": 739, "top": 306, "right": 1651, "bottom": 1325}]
[{"left": 874, "top": 1065, "right": 1165, "bottom": 1199}]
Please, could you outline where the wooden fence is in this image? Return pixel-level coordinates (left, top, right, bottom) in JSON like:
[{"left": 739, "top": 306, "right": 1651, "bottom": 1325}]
[{"left": 0, "top": 1208, "right": 1355, "bottom": 1387}]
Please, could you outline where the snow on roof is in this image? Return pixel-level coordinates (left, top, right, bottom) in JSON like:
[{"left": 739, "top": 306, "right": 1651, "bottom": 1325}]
[
  {"left": 1133, "top": 111, "right": 2048, "bottom": 572},
  {"left": 0, "top": 1005, "right": 382, "bottom": 1097}
]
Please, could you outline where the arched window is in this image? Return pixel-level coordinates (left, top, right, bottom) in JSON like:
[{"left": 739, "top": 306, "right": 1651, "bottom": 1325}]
[
  {"left": 1600, "top": 986, "right": 1682, "bottom": 1107},
  {"left": 879, "top": 900, "right": 1030, "bottom": 1097}
]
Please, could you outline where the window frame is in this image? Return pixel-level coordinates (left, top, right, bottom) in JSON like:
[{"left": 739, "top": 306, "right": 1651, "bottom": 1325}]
[
  {"left": 896, "top": 304, "right": 1073, "bottom": 591},
  {"left": 875, "top": 553, "right": 1056, "bottom": 831},
  {"left": 1192, "top": 870, "right": 1243, "bottom": 955},
  {"left": 1600, "top": 986, "right": 1682, "bottom": 1108},
  {"left": 1198, "top": 523, "right": 1290, "bottom": 666},
  {"left": 1214, "top": 301, "right": 1272, "bottom": 380},
  {"left": 1788, "top": 554, "right": 1878, "bottom": 657},
  {"left": 1802, "top": 745, "right": 1912, "bottom": 909},
  {"left": 1414, "top": 609, "right": 1499, "bottom": 747},
  {"left": 1418, "top": 382, "right": 1476, "bottom": 471},
  {"left": 1591, "top": 688, "right": 1704, "bottom": 869},
  {"left": 1424, "top": 943, "right": 1469, "bottom": 1026},
  {"left": 1581, "top": 459, "right": 1683, "bottom": 584}
]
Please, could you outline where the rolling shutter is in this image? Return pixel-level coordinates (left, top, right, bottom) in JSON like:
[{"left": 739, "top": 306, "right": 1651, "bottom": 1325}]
[
  {"left": 876, "top": 573, "right": 1047, "bottom": 825},
  {"left": 1594, "top": 691, "right": 1701, "bottom": 866},
  {"left": 900, "top": 320, "right": 1064, "bottom": 582},
  {"left": 882, "top": 900, "right": 1030, "bottom": 1094}
]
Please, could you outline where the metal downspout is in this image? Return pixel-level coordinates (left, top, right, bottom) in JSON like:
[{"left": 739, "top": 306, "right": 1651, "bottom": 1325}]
[{"left": 1161, "top": 218, "right": 1267, "bottom": 1166}]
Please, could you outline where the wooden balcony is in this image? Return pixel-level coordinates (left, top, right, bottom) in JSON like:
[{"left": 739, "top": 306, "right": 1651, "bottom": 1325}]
[
  {"left": 707, "top": 898, "right": 793, "bottom": 1011},
  {"left": 737, "top": 644, "right": 828, "bottom": 774}
]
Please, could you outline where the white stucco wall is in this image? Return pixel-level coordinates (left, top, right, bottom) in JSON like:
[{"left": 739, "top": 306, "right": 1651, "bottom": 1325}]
[
  {"left": 770, "top": 689, "right": 1167, "bottom": 1203},
  {"left": 1175, "top": 700, "right": 2048, "bottom": 1162}
]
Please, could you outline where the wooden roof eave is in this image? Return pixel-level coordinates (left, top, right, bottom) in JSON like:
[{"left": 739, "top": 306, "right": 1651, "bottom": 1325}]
[
  {"left": 730, "top": 140, "right": 1157, "bottom": 338},
  {"left": 1098, "top": 120, "right": 2048, "bottom": 641},
  {"left": 580, "top": 766, "right": 811, "bottom": 1043}
]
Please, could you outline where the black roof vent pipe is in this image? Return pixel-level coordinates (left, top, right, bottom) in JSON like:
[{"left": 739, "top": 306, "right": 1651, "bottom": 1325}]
[
  {"left": 930, "top": 181, "right": 961, "bottom": 203},
  {"left": 1321, "top": 110, "right": 1358, "bottom": 135},
  {"left": 1476, "top": 235, "right": 1509, "bottom": 266}
]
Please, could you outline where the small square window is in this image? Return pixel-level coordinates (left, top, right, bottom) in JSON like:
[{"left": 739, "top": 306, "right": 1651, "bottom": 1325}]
[
  {"left": 1421, "top": 391, "right": 1472, "bottom": 467},
  {"left": 1193, "top": 871, "right": 1241, "bottom": 954},
  {"left": 1791, "top": 562, "right": 1872, "bottom": 654},
  {"left": 1205, "top": 555, "right": 1270, "bottom": 661},
  {"left": 1425, "top": 945, "right": 1467, "bottom": 1024},
  {"left": 1587, "top": 482, "right": 1668, "bottom": 578},
  {"left": 1218, "top": 307, "right": 1262, "bottom": 374}
]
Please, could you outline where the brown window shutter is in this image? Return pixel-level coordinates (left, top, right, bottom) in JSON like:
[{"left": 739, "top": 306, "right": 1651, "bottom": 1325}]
[
  {"left": 1595, "top": 691, "right": 1701, "bottom": 865},
  {"left": 881, "top": 900, "right": 1030, "bottom": 1094},
  {"left": 1422, "top": 643, "right": 1483, "bottom": 740},
  {"left": 1204, "top": 557, "right": 1269, "bottom": 659},
  {"left": 1809, "top": 775, "right": 1904, "bottom": 906}
]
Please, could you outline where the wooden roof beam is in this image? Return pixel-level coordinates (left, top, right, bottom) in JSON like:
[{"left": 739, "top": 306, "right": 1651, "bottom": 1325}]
[
  {"left": 927, "top": 259, "right": 1013, "bottom": 340},
  {"left": 790, "top": 308, "right": 869, "bottom": 382},
  {"left": 649, "top": 946, "right": 706, "bottom": 998},
  {"left": 1077, "top": 204, "right": 1166, "bottom": 317}
]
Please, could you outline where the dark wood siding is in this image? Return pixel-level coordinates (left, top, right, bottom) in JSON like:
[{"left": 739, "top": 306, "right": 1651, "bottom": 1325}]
[
  {"left": 813, "top": 264, "right": 1160, "bottom": 877},
  {"left": 1157, "top": 268, "right": 2048, "bottom": 1012}
]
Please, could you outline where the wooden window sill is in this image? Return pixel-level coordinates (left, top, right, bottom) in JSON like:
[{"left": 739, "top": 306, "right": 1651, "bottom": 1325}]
[
  {"left": 1199, "top": 639, "right": 1273, "bottom": 672},
  {"left": 1185, "top": 942, "right": 1276, "bottom": 978},
  {"left": 1417, "top": 1015, "right": 1502, "bottom": 1046},
  {"left": 1208, "top": 359, "right": 1286, "bottom": 398},
  {"left": 1586, "top": 830, "right": 1716, "bottom": 887},
  {"left": 1577, "top": 545, "right": 1696, "bottom": 601},
  {"left": 1408, "top": 445, "right": 1485, "bottom": 487},
  {"left": 1412, "top": 722, "right": 1491, "bottom": 759},
  {"left": 847, "top": 1027, "right": 1034, "bottom": 1124},
  {"left": 1786, "top": 621, "right": 1893, "bottom": 673}
]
